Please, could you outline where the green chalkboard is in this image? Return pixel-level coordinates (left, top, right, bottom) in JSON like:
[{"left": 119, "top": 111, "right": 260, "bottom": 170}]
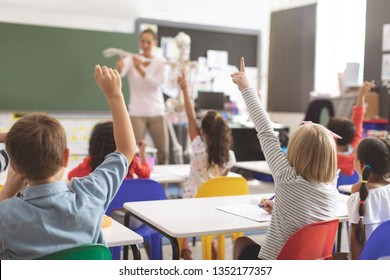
[{"left": 0, "top": 22, "right": 138, "bottom": 111}]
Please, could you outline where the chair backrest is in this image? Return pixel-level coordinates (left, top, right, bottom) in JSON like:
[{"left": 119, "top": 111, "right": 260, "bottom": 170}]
[
  {"left": 359, "top": 220, "right": 390, "bottom": 260},
  {"left": 106, "top": 178, "right": 166, "bottom": 215},
  {"left": 337, "top": 170, "right": 360, "bottom": 186},
  {"left": 304, "top": 99, "right": 335, "bottom": 126},
  {"left": 36, "top": 244, "right": 111, "bottom": 260},
  {"left": 195, "top": 177, "right": 248, "bottom": 198},
  {"left": 277, "top": 219, "right": 339, "bottom": 260}
]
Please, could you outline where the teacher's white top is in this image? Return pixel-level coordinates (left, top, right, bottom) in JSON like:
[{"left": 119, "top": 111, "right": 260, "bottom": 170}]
[{"left": 121, "top": 56, "right": 165, "bottom": 117}]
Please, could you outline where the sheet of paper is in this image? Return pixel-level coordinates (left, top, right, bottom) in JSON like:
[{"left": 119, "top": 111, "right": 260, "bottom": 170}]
[{"left": 216, "top": 203, "right": 272, "bottom": 222}]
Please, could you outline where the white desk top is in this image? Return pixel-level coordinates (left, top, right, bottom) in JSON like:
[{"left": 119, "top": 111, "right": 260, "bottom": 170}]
[
  {"left": 103, "top": 219, "right": 143, "bottom": 247},
  {"left": 234, "top": 161, "right": 272, "bottom": 175},
  {"left": 123, "top": 193, "right": 349, "bottom": 239},
  {"left": 338, "top": 184, "right": 352, "bottom": 194},
  {"left": 151, "top": 164, "right": 242, "bottom": 184}
]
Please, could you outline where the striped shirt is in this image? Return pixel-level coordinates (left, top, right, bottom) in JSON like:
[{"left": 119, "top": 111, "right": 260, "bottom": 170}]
[{"left": 241, "top": 88, "right": 339, "bottom": 260}]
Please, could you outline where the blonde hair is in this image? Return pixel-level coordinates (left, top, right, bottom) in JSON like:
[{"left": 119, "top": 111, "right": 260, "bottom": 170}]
[{"left": 286, "top": 123, "right": 337, "bottom": 183}]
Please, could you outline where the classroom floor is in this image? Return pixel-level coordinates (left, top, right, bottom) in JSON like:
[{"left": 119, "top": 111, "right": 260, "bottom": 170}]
[{"left": 124, "top": 179, "right": 351, "bottom": 260}]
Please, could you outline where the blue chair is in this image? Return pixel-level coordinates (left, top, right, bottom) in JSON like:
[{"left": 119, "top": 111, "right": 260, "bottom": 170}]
[
  {"left": 337, "top": 170, "right": 360, "bottom": 191},
  {"left": 106, "top": 178, "right": 166, "bottom": 260},
  {"left": 359, "top": 220, "right": 390, "bottom": 260}
]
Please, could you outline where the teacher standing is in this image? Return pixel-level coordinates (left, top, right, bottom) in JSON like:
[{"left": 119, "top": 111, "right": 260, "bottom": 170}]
[{"left": 116, "top": 29, "right": 168, "bottom": 164}]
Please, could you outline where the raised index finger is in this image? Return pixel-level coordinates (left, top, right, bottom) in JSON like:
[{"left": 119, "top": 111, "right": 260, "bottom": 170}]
[{"left": 240, "top": 57, "right": 246, "bottom": 72}]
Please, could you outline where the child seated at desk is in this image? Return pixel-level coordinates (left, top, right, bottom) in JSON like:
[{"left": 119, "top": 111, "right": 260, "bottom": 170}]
[
  {"left": 327, "top": 81, "right": 374, "bottom": 177},
  {"left": 68, "top": 121, "right": 151, "bottom": 230},
  {"left": 68, "top": 121, "right": 150, "bottom": 180},
  {"left": 231, "top": 57, "right": 339, "bottom": 260},
  {"left": 348, "top": 137, "right": 390, "bottom": 259},
  {"left": 0, "top": 65, "right": 136, "bottom": 259},
  {"left": 177, "top": 69, "right": 236, "bottom": 260}
]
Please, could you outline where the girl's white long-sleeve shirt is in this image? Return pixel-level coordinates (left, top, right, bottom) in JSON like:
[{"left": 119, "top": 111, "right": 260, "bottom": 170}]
[{"left": 241, "top": 88, "right": 339, "bottom": 260}]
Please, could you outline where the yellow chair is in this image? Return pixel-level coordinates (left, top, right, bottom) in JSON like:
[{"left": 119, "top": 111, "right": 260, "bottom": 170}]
[{"left": 195, "top": 176, "right": 249, "bottom": 260}]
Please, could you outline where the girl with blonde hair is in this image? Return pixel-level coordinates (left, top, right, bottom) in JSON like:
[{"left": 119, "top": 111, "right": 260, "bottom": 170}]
[{"left": 231, "top": 57, "right": 339, "bottom": 260}]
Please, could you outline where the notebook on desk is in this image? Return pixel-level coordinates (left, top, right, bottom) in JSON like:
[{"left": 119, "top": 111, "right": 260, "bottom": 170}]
[
  {"left": 216, "top": 197, "right": 272, "bottom": 222},
  {"left": 217, "top": 194, "right": 349, "bottom": 222}
]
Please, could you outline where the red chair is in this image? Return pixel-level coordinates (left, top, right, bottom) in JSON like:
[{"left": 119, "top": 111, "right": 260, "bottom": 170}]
[{"left": 277, "top": 219, "right": 339, "bottom": 260}]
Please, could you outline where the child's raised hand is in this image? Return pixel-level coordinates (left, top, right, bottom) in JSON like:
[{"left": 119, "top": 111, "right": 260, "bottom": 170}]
[
  {"left": 360, "top": 80, "right": 375, "bottom": 96},
  {"left": 177, "top": 68, "right": 188, "bottom": 91},
  {"left": 94, "top": 65, "right": 122, "bottom": 98},
  {"left": 231, "top": 57, "right": 250, "bottom": 91},
  {"left": 138, "top": 140, "right": 147, "bottom": 155}
]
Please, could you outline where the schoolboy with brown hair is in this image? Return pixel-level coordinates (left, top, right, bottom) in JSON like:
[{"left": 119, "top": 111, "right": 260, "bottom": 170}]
[{"left": 0, "top": 65, "right": 136, "bottom": 259}]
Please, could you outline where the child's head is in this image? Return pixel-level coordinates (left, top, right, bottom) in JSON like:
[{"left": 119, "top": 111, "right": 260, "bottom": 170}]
[
  {"left": 89, "top": 121, "right": 115, "bottom": 171},
  {"left": 287, "top": 123, "right": 337, "bottom": 184},
  {"left": 354, "top": 137, "right": 390, "bottom": 244},
  {"left": 201, "top": 110, "right": 232, "bottom": 168},
  {"left": 5, "top": 113, "right": 67, "bottom": 181},
  {"left": 327, "top": 117, "right": 355, "bottom": 147}
]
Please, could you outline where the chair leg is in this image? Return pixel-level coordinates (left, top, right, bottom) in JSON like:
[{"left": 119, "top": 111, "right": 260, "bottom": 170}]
[
  {"left": 110, "top": 246, "right": 121, "bottom": 260},
  {"left": 217, "top": 235, "right": 226, "bottom": 260},
  {"left": 150, "top": 232, "right": 163, "bottom": 260},
  {"left": 201, "top": 235, "right": 213, "bottom": 260},
  {"left": 231, "top": 232, "right": 244, "bottom": 242}
]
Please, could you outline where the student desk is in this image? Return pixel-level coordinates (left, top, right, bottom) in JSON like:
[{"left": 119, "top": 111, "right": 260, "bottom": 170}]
[
  {"left": 103, "top": 219, "right": 143, "bottom": 260},
  {"left": 234, "top": 161, "right": 273, "bottom": 182},
  {"left": 151, "top": 164, "right": 242, "bottom": 185},
  {"left": 123, "top": 193, "right": 349, "bottom": 260}
]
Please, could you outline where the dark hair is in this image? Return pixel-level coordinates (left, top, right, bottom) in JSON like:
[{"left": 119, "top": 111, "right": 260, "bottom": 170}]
[
  {"left": 140, "top": 28, "right": 157, "bottom": 40},
  {"left": 327, "top": 117, "right": 355, "bottom": 146},
  {"left": 89, "top": 121, "right": 116, "bottom": 171},
  {"left": 355, "top": 137, "right": 390, "bottom": 244},
  {"left": 5, "top": 113, "right": 67, "bottom": 181},
  {"left": 201, "top": 110, "right": 232, "bottom": 169}
]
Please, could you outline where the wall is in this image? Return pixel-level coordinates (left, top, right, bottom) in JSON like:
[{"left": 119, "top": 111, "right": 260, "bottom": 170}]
[
  {"left": 0, "top": 0, "right": 318, "bottom": 110},
  {"left": 267, "top": 4, "right": 316, "bottom": 112},
  {"left": 364, "top": 0, "right": 390, "bottom": 119}
]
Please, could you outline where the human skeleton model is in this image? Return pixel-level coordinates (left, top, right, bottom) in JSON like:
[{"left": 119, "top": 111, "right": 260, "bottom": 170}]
[{"left": 103, "top": 32, "right": 197, "bottom": 164}]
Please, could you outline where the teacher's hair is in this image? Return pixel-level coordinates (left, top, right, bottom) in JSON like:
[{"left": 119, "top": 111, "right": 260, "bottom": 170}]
[{"left": 140, "top": 28, "right": 157, "bottom": 41}]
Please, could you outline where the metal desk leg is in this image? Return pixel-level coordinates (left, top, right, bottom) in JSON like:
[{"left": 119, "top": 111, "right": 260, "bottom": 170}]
[
  {"left": 131, "top": 244, "right": 141, "bottom": 260},
  {"left": 123, "top": 212, "right": 131, "bottom": 260},
  {"left": 337, "top": 222, "right": 343, "bottom": 252},
  {"left": 125, "top": 210, "right": 181, "bottom": 260}
]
